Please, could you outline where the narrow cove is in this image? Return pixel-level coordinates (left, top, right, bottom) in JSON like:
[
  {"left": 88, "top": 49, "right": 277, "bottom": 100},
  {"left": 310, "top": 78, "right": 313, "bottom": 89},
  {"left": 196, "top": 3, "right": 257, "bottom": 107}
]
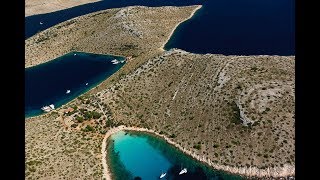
[
  {"left": 25, "top": 52, "right": 125, "bottom": 118},
  {"left": 107, "top": 131, "right": 244, "bottom": 180}
]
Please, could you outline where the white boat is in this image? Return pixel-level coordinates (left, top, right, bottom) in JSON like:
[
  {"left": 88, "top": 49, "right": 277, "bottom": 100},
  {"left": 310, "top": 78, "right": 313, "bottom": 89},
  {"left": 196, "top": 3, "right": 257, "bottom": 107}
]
[
  {"left": 159, "top": 172, "right": 166, "bottom": 179},
  {"left": 120, "top": 60, "right": 125, "bottom": 63},
  {"left": 179, "top": 168, "right": 187, "bottom": 175},
  {"left": 41, "top": 106, "right": 51, "bottom": 112},
  {"left": 86, "top": 83, "right": 88, "bottom": 85},
  {"left": 111, "top": 59, "right": 120, "bottom": 64},
  {"left": 49, "top": 104, "right": 55, "bottom": 109},
  {"left": 74, "top": 53, "right": 77, "bottom": 56},
  {"left": 41, "top": 104, "right": 55, "bottom": 112},
  {"left": 66, "top": 90, "right": 71, "bottom": 94},
  {"left": 40, "top": 21, "right": 43, "bottom": 25}
]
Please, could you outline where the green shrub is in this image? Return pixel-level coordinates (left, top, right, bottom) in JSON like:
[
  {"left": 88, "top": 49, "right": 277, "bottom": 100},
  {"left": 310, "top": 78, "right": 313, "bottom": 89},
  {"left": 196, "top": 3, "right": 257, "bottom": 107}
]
[
  {"left": 83, "top": 125, "right": 94, "bottom": 132},
  {"left": 193, "top": 144, "right": 201, "bottom": 150},
  {"left": 231, "top": 102, "right": 241, "bottom": 124},
  {"left": 72, "top": 105, "right": 78, "bottom": 111},
  {"left": 105, "top": 119, "right": 113, "bottom": 127},
  {"left": 92, "top": 111, "right": 102, "bottom": 119},
  {"left": 83, "top": 111, "right": 92, "bottom": 120},
  {"left": 251, "top": 67, "right": 258, "bottom": 71}
]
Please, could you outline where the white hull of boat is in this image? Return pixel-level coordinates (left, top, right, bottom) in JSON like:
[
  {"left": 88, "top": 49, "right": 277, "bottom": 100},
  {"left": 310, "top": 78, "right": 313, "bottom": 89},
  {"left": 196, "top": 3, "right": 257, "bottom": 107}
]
[
  {"left": 41, "top": 104, "right": 55, "bottom": 112},
  {"left": 179, "top": 168, "right": 187, "bottom": 175},
  {"left": 159, "top": 173, "right": 166, "bottom": 178}
]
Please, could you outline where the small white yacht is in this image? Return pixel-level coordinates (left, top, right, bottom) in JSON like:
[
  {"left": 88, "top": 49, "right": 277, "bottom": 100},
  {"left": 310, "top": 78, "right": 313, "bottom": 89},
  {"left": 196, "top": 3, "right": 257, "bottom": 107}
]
[
  {"left": 49, "top": 104, "right": 55, "bottom": 109},
  {"left": 179, "top": 168, "right": 187, "bottom": 175},
  {"left": 41, "top": 106, "right": 51, "bottom": 112},
  {"left": 74, "top": 53, "right": 77, "bottom": 56},
  {"left": 40, "top": 21, "right": 43, "bottom": 25},
  {"left": 86, "top": 83, "right": 89, "bottom": 86},
  {"left": 66, "top": 90, "right": 71, "bottom": 94},
  {"left": 159, "top": 172, "right": 166, "bottom": 179},
  {"left": 41, "top": 104, "right": 55, "bottom": 112},
  {"left": 111, "top": 59, "right": 120, "bottom": 64}
]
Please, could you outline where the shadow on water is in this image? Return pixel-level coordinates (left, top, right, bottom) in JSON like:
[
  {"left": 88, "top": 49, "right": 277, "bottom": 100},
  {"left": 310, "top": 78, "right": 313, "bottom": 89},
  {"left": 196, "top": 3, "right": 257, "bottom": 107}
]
[{"left": 25, "top": 0, "right": 204, "bottom": 39}]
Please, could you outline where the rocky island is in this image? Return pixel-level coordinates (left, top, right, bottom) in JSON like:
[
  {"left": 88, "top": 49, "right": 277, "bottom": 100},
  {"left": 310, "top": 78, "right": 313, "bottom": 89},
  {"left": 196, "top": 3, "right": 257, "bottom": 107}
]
[
  {"left": 25, "top": 4, "right": 294, "bottom": 179},
  {"left": 26, "top": 0, "right": 101, "bottom": 17}
]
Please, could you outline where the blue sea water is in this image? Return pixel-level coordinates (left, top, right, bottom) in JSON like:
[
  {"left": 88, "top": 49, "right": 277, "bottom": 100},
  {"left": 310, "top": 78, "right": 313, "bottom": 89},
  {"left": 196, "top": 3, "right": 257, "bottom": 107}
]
[
  {"left": 26, "top": 0, "right": 294, "bottom": 55},
  {"left": 165, "top": 0, "right": 295, "bottom": 55},
  {"left": 25, "top": 0, "right": 295, "bottom": 177},
  {"left": 25, "top": 52, "right": 125, "bottom": 118},
  {"left": 25, "top": 0, "right": 204, "bottom": 39},
  {"left": 108, "top": 131, "right": 244, "bottom": 180}
]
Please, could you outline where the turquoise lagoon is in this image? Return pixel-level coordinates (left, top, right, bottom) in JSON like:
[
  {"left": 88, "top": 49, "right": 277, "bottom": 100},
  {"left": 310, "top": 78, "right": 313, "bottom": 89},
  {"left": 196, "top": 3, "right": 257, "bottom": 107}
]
[{"left": 107, "top": 131, "right": 244, "bottom": 180}]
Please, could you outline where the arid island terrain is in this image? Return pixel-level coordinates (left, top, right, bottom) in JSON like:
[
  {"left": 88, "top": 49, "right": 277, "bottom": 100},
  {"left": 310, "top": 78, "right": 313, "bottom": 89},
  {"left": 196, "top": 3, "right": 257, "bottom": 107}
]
[
  {"left": 26, "top": 0, "right": 101, "bottom": 17},
  {"left": 25, "top": 5, "right": 294, "bottom": 179}
]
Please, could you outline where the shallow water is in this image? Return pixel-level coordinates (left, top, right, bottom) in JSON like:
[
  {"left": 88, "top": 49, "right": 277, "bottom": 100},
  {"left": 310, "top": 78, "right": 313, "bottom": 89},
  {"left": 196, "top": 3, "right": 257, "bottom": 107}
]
[
  {"left": 108, "top": 131, "right": 244, "bottom": 180},
  {"left": 25, "top": 52, "right": 125, "bottom": 118}
]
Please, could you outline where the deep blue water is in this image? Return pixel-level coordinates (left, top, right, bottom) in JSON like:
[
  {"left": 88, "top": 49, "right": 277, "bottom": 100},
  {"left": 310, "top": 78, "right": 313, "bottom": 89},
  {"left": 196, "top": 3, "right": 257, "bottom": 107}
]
[
  {"left": 108, "top": 131, "right": 244, "bottom": 180},
  {"left": 25, "top": 52, "right": 125, "bottom": 118},
  {"left": 26, "top": 0, "right": 295, "bottom": 55},
  {"left": 165, "top": 0, "right": 295, "bottom": 55},
  {"left": 25, "top": 0, "right": 204, "bottom": 39}
]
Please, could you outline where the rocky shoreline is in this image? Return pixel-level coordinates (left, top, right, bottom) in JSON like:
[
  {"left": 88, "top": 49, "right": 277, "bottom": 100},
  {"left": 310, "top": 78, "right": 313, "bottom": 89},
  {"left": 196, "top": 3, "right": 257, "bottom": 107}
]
[
  {"left": 25, "top": 4, "right": 295, "bottom": 179},
  {"left": 160, "top": 5, "right": 202, "bottom": 51},
  {"left": 25, "top": 5, "right": 200, "bottom": 68},
  {"left": 26, "top": 0, "right": 101, "bottom": 17},
  {"left": 102, "top": 126, "right": 295, "bottom": 179}
]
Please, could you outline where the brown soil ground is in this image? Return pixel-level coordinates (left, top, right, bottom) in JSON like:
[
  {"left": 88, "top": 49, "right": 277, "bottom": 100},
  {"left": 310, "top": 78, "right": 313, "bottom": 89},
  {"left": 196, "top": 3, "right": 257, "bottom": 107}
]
[{"left": 26, "top": 0, "right": 101, "bottom": 17}]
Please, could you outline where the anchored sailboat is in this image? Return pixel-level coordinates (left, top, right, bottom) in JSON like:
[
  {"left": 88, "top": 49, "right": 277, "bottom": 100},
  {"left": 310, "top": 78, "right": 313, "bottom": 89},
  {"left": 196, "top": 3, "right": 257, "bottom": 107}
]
[
  {"left": 179, "top": 168, "right": 187, "bottom": 175},
  {"left": 41, "top": 104, "right": 55, "bottom": 112},
  {"left": 179, "top": 164, "right": 187, "bottom": 175},
  {"left": 159, "top": 172, "right": 166, "bottom": 179},
  {"left": 111, "top": 59, "right": 119, "bottom": 64}
]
